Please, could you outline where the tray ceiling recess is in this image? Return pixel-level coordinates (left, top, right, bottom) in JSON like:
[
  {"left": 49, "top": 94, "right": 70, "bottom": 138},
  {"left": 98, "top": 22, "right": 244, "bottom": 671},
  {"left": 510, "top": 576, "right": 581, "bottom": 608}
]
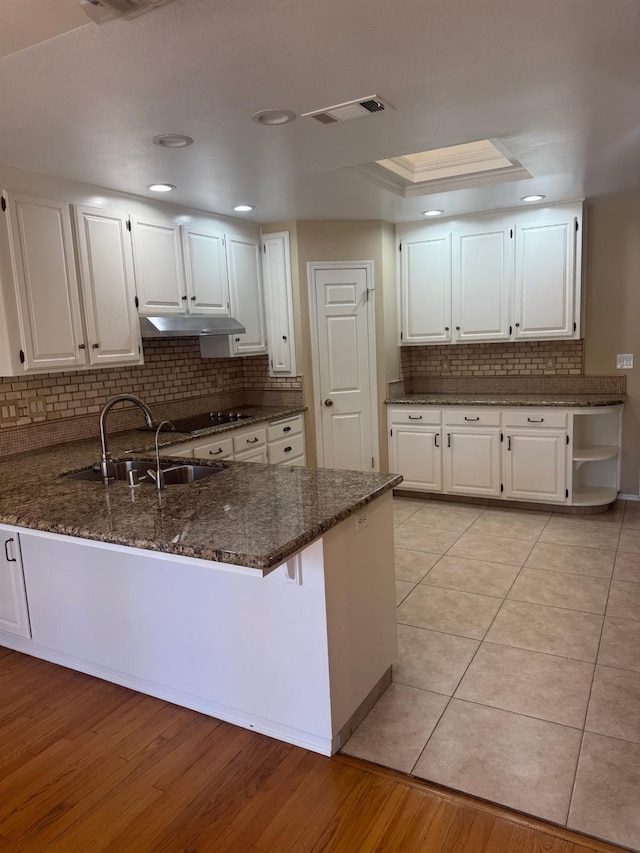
[
  {"left": 302, "top": 95, "right": 393, "bottom": 125},
  {"left": 356, "top": 139, "right": 531, "bottom": 198}
]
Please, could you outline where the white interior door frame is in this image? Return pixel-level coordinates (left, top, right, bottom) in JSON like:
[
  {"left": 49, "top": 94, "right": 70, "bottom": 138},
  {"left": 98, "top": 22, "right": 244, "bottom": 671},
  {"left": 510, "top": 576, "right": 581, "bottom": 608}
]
[{"left": 307, "top": 260, "right": 379, "bottom": 470}]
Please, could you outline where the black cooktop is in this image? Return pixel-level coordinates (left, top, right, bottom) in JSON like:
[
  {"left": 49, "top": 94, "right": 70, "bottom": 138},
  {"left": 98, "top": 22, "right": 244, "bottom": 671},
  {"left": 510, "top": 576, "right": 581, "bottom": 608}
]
[{"left": 139, "top": 411, "right": 254, "bottom": 436}]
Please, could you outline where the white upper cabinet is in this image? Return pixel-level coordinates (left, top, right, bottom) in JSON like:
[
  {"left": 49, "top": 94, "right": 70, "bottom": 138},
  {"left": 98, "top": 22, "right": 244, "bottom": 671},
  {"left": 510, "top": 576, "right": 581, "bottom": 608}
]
[
  {"left": 398, "top": 201, "right": 583, "bottom": 346},
  {"left": 452, "top": 220, "right": 512, "bottom": 342},
  {"left": 225, "top": 234, "right": 267, "bottom": 355},
  {"left": 74, "top": 205, "right": 142, "bottom": 366},
  {"left": 261, "top": 231, "right": 296, "bottom": 375},
  {"left": 3, "top": 191, "right": 87, "bottom": 372},
  {"left": 514, "top": 206, "right": 581, "bottom": 339},
  {"left": 130, "top": 214, "right": 186, "bottom": 315},
  {"left": 181, "top": 225, "right": 230, "bottom": 316},
  {"left": 400, "top": 232, "right": 452, "bottom": 344}
]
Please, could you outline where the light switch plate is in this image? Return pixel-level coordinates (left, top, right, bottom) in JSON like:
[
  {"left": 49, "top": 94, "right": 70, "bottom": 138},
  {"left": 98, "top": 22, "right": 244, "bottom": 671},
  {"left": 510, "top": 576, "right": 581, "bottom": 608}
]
[{"left": 617, "top": 353, "right": 634, "bottom": 369}]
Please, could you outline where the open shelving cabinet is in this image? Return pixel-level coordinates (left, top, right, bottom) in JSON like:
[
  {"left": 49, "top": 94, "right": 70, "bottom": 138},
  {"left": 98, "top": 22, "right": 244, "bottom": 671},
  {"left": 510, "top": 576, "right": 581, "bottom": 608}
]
[{"left": 570, "top": 407, "right": 622, "bottom": 506}]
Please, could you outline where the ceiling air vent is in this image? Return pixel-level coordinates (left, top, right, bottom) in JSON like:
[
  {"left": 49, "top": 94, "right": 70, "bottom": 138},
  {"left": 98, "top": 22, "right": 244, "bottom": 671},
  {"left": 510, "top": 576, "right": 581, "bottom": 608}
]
[
  {"left": 302, "top": 96, "right": 392, "bottom": 125},
  {"left": 79, "top": 0, "right": 177, "bottom": 24}
]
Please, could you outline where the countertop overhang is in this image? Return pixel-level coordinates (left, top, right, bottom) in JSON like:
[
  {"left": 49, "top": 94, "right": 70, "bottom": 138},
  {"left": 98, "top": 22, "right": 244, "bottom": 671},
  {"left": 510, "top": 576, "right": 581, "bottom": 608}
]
[
  {"left": 0, "top": 406, "right": 401, "bottom": 572},
  {"left": 385, "top": 393, "right": 625, "bottom": 407}
]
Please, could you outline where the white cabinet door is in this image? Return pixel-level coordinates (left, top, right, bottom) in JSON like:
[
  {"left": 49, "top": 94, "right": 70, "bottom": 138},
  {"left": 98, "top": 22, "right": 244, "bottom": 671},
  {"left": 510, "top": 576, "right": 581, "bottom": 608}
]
[
  {"left": 131, "top": 214, "right": 186, "bottom": 315},
  {"left": 452, "top": 221, "right": 512, "bottom": 342},
  {"left": 390, "top": 425, "right": 442, "bottom": 492},
  {"left": 4, "top": 191, "right": 86, "bottom": 371},
  {"left": 504, "top": 430, "right": 567, "bottom": 502},
  {"left": 181, "top": 225, "right": 230, "bottom": 317},
  {"left": 262, "top": 231, "right": 296, "bottom": 375},
  {"left": 0, "top": 528, "right": 30, "bottom": 639},
  {"left": 514, "top": 210, "right": 579, "bottom": 339},
  {"left": 74, "top": 205, "right": 142, "bottom": 366},
  {"left": 226, "top": 235, "right": 267, "bottom": 355},
  {"left": 444, "top": 428, "right": 502, "bottom": 497},
  {"left": 400, "top": 233, "right": 452, "bottom": 344}
]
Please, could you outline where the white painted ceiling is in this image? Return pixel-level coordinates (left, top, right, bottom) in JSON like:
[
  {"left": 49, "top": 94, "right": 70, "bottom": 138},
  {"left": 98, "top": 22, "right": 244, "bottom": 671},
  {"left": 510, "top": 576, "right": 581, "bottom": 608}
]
[{"left": 0, "top": 0, "right": 638, "bottom": 223}]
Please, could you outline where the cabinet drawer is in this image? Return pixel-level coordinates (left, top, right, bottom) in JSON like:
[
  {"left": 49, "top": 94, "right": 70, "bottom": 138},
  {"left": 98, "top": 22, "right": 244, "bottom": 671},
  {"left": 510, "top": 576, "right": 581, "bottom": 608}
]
[
  {"left": 191, "top": 436, "right": 234, "bottom": 460},
  {"left": 269, "top": 434, "right": 305, "bottom": 464},
  {"left": 444, "top": 409, "right": 500, "bottom": 427},
  {"left": 233, "top": 427, "right": 267, "bottom": 454},
  {"left": 389, "top": 407, "right": 441, "bottom": 426},
  {"left": 502, "top": 410, "right": 567, "bottom": 429},
  {"left": 267, "top": 416, "right": 303, "bottom": 442}
]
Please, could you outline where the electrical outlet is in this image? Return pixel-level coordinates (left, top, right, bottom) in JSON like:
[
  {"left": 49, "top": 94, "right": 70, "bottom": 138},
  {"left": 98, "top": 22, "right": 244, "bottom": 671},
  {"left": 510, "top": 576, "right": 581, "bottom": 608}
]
[
  {"left": 617, "top": 353, "right": 634, "bottom": 369},
  {"left": 544, "top": 356, "right": 556, "bottom": 369},
  {"left": 354, "top": 512, "right": 370, "bottom": 534},
  {"left": 27, "top": 397, "right": 46, "bottom": 417}
]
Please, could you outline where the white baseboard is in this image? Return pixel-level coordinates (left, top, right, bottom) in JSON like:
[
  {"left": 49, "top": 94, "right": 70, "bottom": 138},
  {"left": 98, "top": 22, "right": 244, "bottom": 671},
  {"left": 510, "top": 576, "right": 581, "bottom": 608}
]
[{"left": 618, "top": 493, "right": 640, "bottom": 501}]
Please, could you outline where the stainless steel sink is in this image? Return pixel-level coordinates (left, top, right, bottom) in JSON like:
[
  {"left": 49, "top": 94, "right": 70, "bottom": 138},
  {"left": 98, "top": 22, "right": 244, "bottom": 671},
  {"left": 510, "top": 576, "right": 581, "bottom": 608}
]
[{"left": 63, "top": 460, "right": 222, "bottom": 485}]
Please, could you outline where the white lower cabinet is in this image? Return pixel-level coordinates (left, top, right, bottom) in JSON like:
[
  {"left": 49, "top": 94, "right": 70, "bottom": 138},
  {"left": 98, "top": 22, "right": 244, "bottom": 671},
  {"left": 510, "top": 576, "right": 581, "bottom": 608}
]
[
  {"left": 388, "top": 405, "right": 622, "bottom": 507},
  {"left": 162, "top": 415, "right": 305, "bottom": 467},
  {"left": 504, "top": 430, "right": 567, "bottom": 502},
  {"left": 0, "top": 527, "right": 30, "bottom": 639},
  {"left": 444, "top": 427, "right": 502, "bottom": 497}
]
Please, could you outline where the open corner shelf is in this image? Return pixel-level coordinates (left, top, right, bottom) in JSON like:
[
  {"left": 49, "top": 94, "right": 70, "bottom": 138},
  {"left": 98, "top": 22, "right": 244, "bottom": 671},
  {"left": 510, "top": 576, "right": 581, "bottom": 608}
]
[
  {"left": 572, "top": 445, "right": 619, "bottom": 465},
  {"left": 571, "top": 485, "right": 618, "bottom": 507}
]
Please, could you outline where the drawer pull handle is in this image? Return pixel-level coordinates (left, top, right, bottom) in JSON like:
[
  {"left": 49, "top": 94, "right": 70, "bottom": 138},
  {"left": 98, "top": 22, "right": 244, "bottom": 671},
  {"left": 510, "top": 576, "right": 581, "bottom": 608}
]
[
  {"left": 527, "top": 417, "right": 544, "bottom": 423},
  {"left": 284, "top": 446, "right": 292, "bottom": 453},
  {"left": 283, "top": 426, "right": 292, "bottom": 433},
  {"left": 4, "top": 538, "right": 16, "bottom": 563},
  {"left": 434, "top": 434, "right": 439, "bottom": 448},
  {"left": 408, "top": 415, "right": 422, "bottom": 420},
  {"left": 209, "top": 449, "right": 224, "bottom": 455},
  {"left": 507, "top": 436, "right": 512, "bottom": 450},
  {"left": 464, "top": 416, "right": 480, "bottom": 422},
  {"left": 247, "top": 437, "right": 260, "bottom": 444},
  {"left": 447, "top": 433, "right": 451, "bottom": 448}
]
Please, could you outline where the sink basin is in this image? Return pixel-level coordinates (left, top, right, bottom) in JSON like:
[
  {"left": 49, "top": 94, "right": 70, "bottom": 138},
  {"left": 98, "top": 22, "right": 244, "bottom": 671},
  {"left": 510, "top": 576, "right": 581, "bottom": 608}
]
[{"left": 63, "top": 460, "right": 222, "bottom": 485}]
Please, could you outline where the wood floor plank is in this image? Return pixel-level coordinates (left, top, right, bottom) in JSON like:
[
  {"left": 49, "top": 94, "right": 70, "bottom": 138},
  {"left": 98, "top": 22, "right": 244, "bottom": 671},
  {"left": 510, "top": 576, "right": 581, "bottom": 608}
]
[{"left": 440, "top": 805, "right": 497, "bottom": 853}]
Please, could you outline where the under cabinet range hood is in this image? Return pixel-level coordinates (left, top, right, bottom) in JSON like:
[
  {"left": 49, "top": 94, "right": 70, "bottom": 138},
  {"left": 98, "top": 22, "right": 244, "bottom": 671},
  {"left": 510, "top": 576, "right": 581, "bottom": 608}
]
[{"left": 139, "top": 316, "right": 246, "bottom": 339}]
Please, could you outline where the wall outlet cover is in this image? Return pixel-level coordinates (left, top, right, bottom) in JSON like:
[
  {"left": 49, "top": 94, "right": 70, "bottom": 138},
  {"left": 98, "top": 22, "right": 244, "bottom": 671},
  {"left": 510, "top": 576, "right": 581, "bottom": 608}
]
[{"left": 617, "top": 353, "right": 634, "bottom": 369}]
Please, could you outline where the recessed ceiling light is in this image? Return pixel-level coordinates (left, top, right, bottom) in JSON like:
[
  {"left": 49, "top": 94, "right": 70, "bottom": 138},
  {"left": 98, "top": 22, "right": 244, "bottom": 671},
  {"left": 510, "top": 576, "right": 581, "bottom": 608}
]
[
  {"left": 147, "top": 183, "right": 176, "bottom": 192},
  {"left": 152, "top": 134, "right": 194, "bottom": 148},
  {"left": 233, "top": 204, "right": 255, "bottom": 212},
  {"left": 252, "top": 109, "right": 296, "bottom": 126},
  {"left": 422, "top": 209, "right": 444, "bottom": 217},
  {"left": 521, "top": 194, "right": 545, "bottom": 202}
]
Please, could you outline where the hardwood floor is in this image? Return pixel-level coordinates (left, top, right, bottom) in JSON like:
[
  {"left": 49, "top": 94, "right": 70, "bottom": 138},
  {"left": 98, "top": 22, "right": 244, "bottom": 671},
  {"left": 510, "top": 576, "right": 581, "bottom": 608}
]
[{"left": 0, "top": 648, "right": 629, "bottom": 853}]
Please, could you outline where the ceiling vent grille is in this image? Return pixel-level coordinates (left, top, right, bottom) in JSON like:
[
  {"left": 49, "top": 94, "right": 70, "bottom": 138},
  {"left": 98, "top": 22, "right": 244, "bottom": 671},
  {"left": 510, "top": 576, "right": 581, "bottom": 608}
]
[
  {"left": 79, "top": 0, "right": 177, "bottom": 24},
  {"left": 302, "top": 95, "right": 392, "bottom": 125}
]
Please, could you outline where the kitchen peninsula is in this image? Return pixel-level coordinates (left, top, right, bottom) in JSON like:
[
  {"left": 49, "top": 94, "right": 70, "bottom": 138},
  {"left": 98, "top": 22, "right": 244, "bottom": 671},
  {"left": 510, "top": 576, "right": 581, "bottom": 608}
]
[{"left": 0, "top": 421, "right": 401, "bottom": 756}]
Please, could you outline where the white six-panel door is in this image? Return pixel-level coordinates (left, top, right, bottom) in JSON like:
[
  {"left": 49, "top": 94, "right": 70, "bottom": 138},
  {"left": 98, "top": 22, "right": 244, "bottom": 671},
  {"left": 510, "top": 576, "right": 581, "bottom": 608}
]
[
  {"left": 311, "top": 265, "right": 376, "bottom": 472},
  {"left": 74, "top": 205, "right": 142, "bottom": 366},
  {"left": 4, "top": 191, "right": 86, "bottom": 371}
]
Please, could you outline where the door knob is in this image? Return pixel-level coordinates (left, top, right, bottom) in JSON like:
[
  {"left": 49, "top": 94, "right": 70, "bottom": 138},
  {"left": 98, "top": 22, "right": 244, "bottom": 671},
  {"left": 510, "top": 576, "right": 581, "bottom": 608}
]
[{"left": 324, "top": 399, "right": 333, "bottom": 407}]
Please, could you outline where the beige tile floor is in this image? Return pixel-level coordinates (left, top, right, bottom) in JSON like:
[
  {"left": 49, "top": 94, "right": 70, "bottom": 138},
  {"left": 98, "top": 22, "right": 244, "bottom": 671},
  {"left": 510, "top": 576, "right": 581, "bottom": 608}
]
[{"left": 342, "top": 495, "right": 640, "bottom": 851}]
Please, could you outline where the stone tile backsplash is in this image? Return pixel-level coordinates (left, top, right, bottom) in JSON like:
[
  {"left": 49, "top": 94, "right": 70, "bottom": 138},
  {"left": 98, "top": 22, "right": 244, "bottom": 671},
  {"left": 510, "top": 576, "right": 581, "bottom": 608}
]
[{"left": 0, "top": 339, "right": 303, "bottom": 458}]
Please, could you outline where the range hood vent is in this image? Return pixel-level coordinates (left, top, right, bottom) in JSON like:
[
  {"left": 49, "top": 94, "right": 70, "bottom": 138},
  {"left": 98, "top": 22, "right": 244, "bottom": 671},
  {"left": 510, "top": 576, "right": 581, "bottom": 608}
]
[
  {"left": 140, "top": 315, "right": 246, "bottom": 339},
  {"left": 302, "top": 95, "right": 393, "bottom": 125},
  {"left": 79, "top": 0, "right": 177, "bottom": 24}
]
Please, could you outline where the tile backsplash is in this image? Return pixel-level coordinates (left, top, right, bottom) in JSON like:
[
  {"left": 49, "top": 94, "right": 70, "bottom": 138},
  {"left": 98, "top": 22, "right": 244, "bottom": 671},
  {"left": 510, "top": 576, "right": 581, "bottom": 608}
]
[{"left": 0, "top": 339, "right": 303, "bottom": 458}]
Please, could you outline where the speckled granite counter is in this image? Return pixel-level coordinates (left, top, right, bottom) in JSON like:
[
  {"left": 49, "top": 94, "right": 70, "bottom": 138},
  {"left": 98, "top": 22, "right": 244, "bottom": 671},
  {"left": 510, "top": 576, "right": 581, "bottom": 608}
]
[
  {"left": 386, "top": 393, "right": 625, "bottom": 407},
  {"left": 0, "top": 409, "right": 400, "bottom": 572}
]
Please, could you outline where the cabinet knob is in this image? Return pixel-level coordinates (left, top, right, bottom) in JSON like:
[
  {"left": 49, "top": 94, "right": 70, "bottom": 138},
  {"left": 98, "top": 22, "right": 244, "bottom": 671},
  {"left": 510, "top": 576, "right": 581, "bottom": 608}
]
[
  {"left": 456, "top": 326, "right": 461, "bottom": 331},
  {"left": 92, "top": 343, "right": 99, "bottom": 349},
  {"left": 324, "top": 399, "right": 334, "bottom": 407},
  {"left": 444, "top": 326, "right": 450, "bottom": 332},
  {"left": 282, "top": 335, "right": 287, "bottom": 341},
  {"left": 78, "top": 343, "right": 86, "bottom": 350},
  {"left": 515, "top": 322, "right": 520, "bottom": 327},
  {"left": 235, "top": 337, "right": 241, "bottom": 342},
  {"left": 181, "top": 295, "right": 188, "bottom": 301},
  {"left": 191, "top": 295, "right": 197, "bottom": 301}
]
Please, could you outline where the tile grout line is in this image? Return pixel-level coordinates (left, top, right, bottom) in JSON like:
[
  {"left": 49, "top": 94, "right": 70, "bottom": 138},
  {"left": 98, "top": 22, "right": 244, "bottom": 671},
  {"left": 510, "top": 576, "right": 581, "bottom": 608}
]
[
  {"left": 564, "top": 509, "right": 623, "bottom": 830},
  {"left": 407, "top": 508, "right": 540, "bottom": 778}
]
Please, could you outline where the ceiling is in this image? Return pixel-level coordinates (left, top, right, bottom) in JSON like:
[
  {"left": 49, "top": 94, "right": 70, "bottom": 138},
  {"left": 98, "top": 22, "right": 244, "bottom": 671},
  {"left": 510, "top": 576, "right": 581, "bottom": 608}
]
[{"left": 0, "top": 0, "right": 638, "bottom": 223}]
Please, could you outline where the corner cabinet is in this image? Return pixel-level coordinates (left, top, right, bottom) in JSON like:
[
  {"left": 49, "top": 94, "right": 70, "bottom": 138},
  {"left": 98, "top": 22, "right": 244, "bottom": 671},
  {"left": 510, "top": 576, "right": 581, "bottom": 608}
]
[
  {"left": 226, "top": 235, "right": 267, "bottom": 356},
  {"left": 388, "top": 405, "right": 622, "bottom": 508},
  {"left": 261, "top": 231, "right": 297, "bottom": 376},
  {"left": 398, "top": 201, "right": 583, "bottom": 346}
]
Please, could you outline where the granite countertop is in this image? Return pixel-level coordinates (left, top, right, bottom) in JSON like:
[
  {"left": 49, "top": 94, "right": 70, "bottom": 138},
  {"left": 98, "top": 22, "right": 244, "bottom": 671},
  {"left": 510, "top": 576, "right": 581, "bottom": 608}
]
[
  {"left": 385, "top": 393, "right": 625, "bottom": 408},
  {"left": 0, "top": 407, "right": 400, "bottom": 573}
]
